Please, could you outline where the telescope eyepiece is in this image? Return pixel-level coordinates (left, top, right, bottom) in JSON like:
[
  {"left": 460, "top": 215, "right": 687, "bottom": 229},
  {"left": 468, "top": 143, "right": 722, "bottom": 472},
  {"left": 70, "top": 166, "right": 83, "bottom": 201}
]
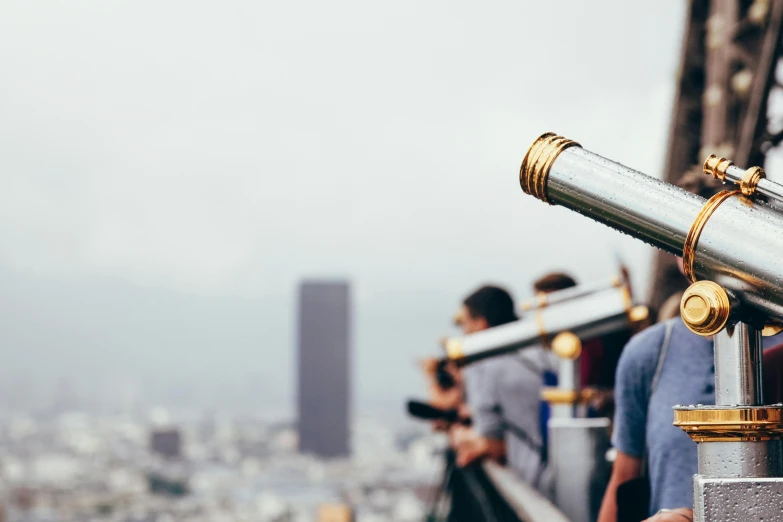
[
  {"left": 703, "top": 154, "right": 733, "bottom": 181},
  {"left": 519, "top": 133, "right": 580, "bottom": 203}
]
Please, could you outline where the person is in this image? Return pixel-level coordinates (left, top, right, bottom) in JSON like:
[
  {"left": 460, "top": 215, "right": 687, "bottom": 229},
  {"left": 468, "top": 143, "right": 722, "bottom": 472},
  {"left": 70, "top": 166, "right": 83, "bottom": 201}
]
[
  {"left": 533, "top": 272, "right": 629, "bottom": 420},
  {"left": 624, "top": 339, "right": 783, "bottom": 522},
  {"left": 597, "top": 290, "right": 783, "bottom": 521},
  {"left": 419, "top": 357, "right": 467, "bottom": 433},
  {"left": 419, "top": 285, "right": 533, "bottom": 521},
  {"left": 597, "top": 169, "right": 783, "bottom": 522},
  {"left": 451, "top": 283, "right": 559, "bottom": 497}
]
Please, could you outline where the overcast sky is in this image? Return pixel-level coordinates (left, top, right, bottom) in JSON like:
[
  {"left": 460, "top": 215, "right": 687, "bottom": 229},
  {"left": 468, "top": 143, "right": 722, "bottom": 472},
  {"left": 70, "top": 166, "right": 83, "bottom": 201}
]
[{"left": 0, "top": 1, "right": 687, "bottom": 417}]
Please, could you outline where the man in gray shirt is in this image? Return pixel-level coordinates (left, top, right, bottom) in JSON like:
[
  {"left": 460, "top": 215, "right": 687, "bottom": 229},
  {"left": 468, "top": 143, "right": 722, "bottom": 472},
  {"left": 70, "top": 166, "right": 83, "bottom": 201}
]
[
  {"left": 462, "top": 347, "right": 556, "bottom": 492},
  {"left": 451, "top": 283, "right": 562, "bottom": 497}
]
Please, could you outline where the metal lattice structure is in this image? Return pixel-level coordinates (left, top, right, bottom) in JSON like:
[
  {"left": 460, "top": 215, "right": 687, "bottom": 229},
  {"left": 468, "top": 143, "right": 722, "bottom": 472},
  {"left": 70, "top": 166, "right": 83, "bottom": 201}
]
[{"left": 648, "top": 0, "right": 783, "bottom": 315}]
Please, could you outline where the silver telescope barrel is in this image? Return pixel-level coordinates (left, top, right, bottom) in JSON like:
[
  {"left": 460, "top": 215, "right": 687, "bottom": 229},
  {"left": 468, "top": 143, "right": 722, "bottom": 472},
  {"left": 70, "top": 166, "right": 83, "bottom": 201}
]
[
  {"left": 518, "top": 275, "right": 623, "bottom": 312},
  {"left": 443, "top": 285, "right": 644, "bottom": 366},
  {"left": 519, "top": 133, "right": 783, "bottom": 323}
]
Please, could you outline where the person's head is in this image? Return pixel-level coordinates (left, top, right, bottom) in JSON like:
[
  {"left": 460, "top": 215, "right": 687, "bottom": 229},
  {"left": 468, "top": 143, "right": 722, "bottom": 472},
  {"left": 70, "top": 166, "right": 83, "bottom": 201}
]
[
  {"left": 533, "top": 272, "right": 577, "bottom": 295},
  {"left": 457, "top": 285, "right": 517, "bottom": 334}
]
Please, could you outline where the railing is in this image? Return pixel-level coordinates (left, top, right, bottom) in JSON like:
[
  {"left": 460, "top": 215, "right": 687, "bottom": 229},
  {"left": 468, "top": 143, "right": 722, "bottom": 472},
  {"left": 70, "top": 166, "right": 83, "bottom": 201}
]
[
  {"left": 482, "top": 461, "right": 570, "bottom": 522},
  {"left": 426, "top": 450, "right": 571, "bottom": 522}
]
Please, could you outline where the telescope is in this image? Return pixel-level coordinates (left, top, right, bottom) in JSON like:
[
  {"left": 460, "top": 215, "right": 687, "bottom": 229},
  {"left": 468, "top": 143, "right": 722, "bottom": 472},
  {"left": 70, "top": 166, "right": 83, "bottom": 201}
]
[
  {"left": 518, "top": 133, "right": 783, "bottom": 522},
  {"left": 441, "top": 283, "right": 647, "bottom": 367},
  {"left": 518, "top": 266, "right": 631, "bottom": 312}
]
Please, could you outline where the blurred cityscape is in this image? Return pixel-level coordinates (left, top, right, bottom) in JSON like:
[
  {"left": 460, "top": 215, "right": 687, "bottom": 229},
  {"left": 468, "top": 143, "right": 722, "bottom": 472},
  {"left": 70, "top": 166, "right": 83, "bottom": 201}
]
[
  {"left": 0, "top": 278, "right": 444, "bottom": 522},
  {"left": 0, "top": 1, "right": 728, "bottom": 521},
  {"left": 0, "top": 407, "right": 440, "bottom": 522}
]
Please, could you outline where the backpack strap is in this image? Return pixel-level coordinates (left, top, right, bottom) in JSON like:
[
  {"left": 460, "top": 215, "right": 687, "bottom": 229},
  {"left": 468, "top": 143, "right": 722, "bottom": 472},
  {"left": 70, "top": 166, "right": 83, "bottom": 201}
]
[
  {"left": 641, "top": 320, "right": 674, "bottom": 476},
  {"left": 651, "top": 321, "right": 674, "bottom": 396}
]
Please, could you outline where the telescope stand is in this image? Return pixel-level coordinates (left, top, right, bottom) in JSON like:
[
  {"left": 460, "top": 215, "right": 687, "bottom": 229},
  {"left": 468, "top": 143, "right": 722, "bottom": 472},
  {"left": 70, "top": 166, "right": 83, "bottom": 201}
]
[
  {"left": 677, "top": 285, "right": 783, "bottom": 522},
  {"left": 541, "top": 334, "right": 611, "bottom": 522}
]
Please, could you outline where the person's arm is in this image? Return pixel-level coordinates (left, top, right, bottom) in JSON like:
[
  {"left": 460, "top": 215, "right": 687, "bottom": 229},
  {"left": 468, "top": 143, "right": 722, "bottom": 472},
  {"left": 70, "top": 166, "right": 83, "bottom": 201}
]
[
  {"left": 597, "top": 451, "right": 642, "bottom": 522},
  {"left": 450, "top": 425, "right": 506, "bottom": 467},
  {"left": 597, "top": 326, "right": 662, "bottom": 522},
  {"left": 461, "top": 361, "right": 506, "bottom": 465},
  {"left": 420, "top": 359, "right": 464, "bottom": 432}
]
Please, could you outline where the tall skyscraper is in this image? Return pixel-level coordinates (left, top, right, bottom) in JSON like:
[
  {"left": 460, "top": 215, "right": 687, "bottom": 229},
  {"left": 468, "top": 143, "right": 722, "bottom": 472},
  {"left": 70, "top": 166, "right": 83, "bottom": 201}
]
[{"left": 297, "top": 280, "right": 351, "bottom": 457}]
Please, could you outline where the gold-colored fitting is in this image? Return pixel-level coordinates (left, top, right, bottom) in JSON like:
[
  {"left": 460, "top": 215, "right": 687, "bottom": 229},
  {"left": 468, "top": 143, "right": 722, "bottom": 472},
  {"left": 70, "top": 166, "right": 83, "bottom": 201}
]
[
  {"left": 519, "top": 133, "right": 581, "bottom": 204},
  {"left": 703, "top": 154, "right": 733, "bottom": 181},
  {"left": 620, "top": 284, "right": 633, "bottom": 313},
  {"left": 540, "top": 387, "right": 597, "bottom": 405},
  {"left": 443, "top": 338, "right": 464, "bottom": 360},
  {"left": 534, "top": 310, "right": 549, "bottom": 347},
  {"left": 540, "top": 388, "right": 578, "bottom": 404},
  {"left": 674, "top": 406, "right": 783, "bottom": 442},
  {"left": 682, "top": 190, "right": 740, "bottom": 283},
  {"left": 740, "top": 166, "right": 765, "bottom": 196},
  {"left": 763, "top": 323, "right": 783, "bottom": 337},
  {"left": 680, "top": 281, "right": 731, "bottom": 336},
  {"left": 550, "top": 331, "right": 582, "bottom": 360},
  {"left": 520, "top": 292, "right": 550, "bottom": 312},
  {"left": 628, "top": 305, "right": 650, "bottom": 323}
]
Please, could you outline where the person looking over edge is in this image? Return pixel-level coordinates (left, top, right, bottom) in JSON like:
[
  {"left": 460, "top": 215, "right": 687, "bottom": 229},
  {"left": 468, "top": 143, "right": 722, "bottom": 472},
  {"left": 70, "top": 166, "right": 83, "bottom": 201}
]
[{"left": 452, "top": 281, "right": 563, "bottom": 497}]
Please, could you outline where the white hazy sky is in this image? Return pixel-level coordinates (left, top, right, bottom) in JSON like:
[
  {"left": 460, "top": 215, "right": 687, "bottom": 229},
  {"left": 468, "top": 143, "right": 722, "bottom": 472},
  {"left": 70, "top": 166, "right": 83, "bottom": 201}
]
[{"left": 0, "top": 1, "right": 686, "bottom": 415}]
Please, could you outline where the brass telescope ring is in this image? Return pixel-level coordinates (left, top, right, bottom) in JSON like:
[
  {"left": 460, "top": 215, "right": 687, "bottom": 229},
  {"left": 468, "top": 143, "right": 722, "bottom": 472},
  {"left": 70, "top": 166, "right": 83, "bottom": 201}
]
[
  {"left": 703, "top": 154, "right": 733, "bottom": 181},
  {"left": 674, "top": 406, "right": 783, "bottom": 442},
  {"left": 740, "top": 166, "right": 765, "bottom": 197},
  {"left": 443, "top": 338, "right": 464, "bottom": 360},
  {"left": 682, "top": 190, "right": 741, "bottom": 284},
  {"left": 520, "top": 133, "right": 581, "bottom": 204}
]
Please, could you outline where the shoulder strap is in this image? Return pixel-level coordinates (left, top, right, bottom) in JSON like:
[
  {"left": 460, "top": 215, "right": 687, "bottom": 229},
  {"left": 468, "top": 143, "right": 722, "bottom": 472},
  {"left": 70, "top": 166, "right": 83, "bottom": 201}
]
[
  {"left": 641, "top": 320, "right": 674, "bottom": 476},
  {"left": 651, "top": 321, "right": 674, "bottom": 396}
]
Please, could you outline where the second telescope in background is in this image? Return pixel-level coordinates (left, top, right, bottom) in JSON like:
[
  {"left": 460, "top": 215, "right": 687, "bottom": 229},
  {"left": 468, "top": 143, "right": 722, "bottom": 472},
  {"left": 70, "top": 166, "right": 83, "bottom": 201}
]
[{"left": 442, "top": 284, "right": 646, "bottom": 366}]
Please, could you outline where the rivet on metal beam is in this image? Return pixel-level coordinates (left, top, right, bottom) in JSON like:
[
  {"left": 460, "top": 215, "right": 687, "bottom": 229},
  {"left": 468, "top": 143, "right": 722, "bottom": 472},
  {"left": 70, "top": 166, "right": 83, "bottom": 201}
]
[
  {"left": 749, "top": 0, "right": 770, "bottom": 26},
  {"left": 704, "top": 85, "right": 724, "bottom": 106},
  {"left": 731, "top": 69, "right": 754, "bottom": 98}
]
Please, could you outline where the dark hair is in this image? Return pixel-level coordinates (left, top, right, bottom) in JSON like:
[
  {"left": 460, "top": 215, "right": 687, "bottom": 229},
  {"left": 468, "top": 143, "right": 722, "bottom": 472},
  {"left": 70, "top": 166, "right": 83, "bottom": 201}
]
[
  {"left": 533, "top": 272, "right": 577, "bottom": 294},
  {"left": 462, "top": 285, "right": 518, "bottom": 327},
  {"left": 677, "top": 167, "right": 722, "bottom": 199}
]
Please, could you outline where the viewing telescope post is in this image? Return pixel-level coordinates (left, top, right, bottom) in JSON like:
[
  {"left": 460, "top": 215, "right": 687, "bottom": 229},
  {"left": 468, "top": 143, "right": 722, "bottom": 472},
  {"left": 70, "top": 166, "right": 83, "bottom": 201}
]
[
  {"left": 675, "top": 158, "right": 783, "bottom": 521},
  {"left": 517, "top": 134, "right": 783, "bottom": 521},
  {"left": 544, "top": 331, "right": 582, "bottom": 419},
  {"left": 677, "top": 287, "right": 783, "bottom": 522}
]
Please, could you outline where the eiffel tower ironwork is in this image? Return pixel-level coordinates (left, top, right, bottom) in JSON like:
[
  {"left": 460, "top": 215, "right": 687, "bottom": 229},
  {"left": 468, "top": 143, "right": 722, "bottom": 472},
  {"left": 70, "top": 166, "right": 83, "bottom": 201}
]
[{"left": 649, "top": 0, "right": 783, "bottom": 314}]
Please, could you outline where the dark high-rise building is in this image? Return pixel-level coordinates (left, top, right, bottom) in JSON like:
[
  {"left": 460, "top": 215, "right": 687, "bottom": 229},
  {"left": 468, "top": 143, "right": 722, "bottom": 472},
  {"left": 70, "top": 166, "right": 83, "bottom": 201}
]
[
  {"left": 149, "top": 427, "right": 182, "bottom": 459},
  {"left": 297, "top": 280, "right": 351, "bottom": 458}
]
